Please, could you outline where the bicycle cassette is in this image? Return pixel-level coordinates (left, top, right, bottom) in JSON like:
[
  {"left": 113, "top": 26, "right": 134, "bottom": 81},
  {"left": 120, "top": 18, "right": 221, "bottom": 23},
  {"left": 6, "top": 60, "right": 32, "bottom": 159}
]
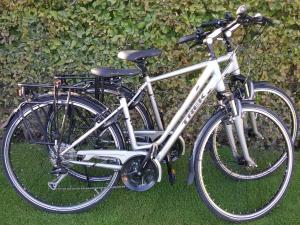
[{"left": 121, "top": 155, "right": 159, "bottom": 192}]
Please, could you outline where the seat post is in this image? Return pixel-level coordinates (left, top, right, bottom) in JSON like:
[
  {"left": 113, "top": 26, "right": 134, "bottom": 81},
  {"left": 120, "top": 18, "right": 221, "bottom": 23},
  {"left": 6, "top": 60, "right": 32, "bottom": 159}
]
[{"left": 134, "top": 59, "right": 148, "bottom": 77}]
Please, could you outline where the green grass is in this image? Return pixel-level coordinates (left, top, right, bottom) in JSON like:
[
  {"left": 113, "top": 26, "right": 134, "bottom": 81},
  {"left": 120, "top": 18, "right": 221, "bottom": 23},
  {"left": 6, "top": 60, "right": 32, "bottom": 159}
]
[{"left": 1, "top": 150, "right": 300, "bottom": 225}]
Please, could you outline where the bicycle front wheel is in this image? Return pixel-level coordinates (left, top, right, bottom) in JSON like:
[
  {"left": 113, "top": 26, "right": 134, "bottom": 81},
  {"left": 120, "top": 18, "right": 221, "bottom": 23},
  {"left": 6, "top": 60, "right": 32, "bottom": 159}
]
[
  {"left": 2, "top": 94, "right": 125, "bottom": 213},
  {"left": 194, "top": 104, "right": 294, "bottom": 222}
]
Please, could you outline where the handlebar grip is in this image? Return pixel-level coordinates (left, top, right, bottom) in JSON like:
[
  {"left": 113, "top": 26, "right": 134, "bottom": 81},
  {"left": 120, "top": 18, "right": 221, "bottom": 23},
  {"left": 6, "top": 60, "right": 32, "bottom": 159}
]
[
  {"left": 201, "top": 19, "right": 220, "bottom": 28},
  {"left": 177, "top": 33, "right": 197, "bottom": 44},
  {"left": 251, "top": 14, "right": 274, "bottom": 26},
  {"left": 237, "top": 14, "right": 273, "bottom": 27},
  {"left": 201, "top": 19, "right": 230, "bottom": 29},
  {"left": 261, "top": 16, "right": 273, "bottom": 25}
]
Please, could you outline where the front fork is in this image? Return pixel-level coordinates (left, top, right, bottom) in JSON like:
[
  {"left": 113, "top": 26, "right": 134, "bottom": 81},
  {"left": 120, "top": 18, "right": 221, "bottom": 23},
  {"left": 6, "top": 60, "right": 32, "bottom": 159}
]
[
  {"left": 244, "top": 80, "right": 264, "bottom": 139},
  {"left": 225, "top": 96, "right": 257, "bottom": 167}
]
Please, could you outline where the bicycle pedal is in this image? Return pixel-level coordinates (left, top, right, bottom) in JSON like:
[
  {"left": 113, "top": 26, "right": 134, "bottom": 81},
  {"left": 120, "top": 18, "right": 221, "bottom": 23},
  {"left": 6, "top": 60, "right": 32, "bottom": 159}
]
[{"left": 168, "top": 168, "right": 176, "bottom": 185}]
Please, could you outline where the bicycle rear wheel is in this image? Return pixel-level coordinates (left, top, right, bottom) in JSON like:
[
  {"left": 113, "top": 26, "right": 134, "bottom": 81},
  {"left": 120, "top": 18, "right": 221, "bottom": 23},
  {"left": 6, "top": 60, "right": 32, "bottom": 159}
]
[
  {"left": 253, "top": 81, "right": 299, "bottom": 144},
  {"left": 194, "top": 104, "right": 294, "bottom": 222},
  {"left": 2, "top": 94, "right": 125, "bottom": 213}
]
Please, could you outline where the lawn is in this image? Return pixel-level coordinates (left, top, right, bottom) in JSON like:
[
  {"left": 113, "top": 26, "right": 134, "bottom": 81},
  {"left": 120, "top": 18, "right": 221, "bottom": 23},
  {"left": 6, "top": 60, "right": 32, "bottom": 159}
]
[{"left": 1, "top": 148, "right": 299, "bottom": 225}]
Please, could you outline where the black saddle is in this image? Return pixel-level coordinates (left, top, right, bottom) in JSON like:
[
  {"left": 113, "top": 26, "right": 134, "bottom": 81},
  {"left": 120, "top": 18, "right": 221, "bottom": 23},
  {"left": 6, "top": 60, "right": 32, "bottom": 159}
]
[
  {"left": 90, "top": 67, "right": 140, "bottom": 78},
  {"left": 117, "top": 49, "right": 162, "bottom": 62}
]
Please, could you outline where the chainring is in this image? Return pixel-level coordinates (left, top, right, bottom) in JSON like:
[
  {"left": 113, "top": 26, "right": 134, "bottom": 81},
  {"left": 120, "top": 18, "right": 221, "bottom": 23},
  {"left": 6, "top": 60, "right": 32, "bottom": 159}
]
[{"left": 121, "top": 155, "right": 158, "bottom": 192}]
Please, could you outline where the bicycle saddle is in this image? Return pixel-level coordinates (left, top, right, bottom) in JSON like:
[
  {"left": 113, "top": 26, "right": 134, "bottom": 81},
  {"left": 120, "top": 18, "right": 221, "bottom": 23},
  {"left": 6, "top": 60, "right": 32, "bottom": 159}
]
[
  {"left": 90, "top": 67, "right": 141, "bottom": 78},
  {"left": 117, "top": 49, "right": 162, "bottom": 62}
]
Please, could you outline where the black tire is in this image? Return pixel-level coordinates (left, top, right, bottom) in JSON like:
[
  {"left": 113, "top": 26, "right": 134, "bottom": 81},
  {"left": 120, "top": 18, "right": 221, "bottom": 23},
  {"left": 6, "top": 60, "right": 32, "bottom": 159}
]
[
  {"left": 194, "top": 104, "right": 294, "bottom": 222},
  {"left": 253, "top": 81, "right": 299, "bottom": 144},
  {"left": 2, "top": 94, "right": 125, "bottom": 213}
]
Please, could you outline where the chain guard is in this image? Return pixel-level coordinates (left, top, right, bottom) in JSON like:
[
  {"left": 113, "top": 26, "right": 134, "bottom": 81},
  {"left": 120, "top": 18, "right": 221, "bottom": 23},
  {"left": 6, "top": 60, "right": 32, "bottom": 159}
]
[{"left": 121, "top": 155, "right": 158, "bottom": 192}]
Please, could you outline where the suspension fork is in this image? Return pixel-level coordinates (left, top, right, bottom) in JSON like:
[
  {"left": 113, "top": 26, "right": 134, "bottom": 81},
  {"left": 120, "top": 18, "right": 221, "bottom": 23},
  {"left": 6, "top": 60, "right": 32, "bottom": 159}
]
[
  {"left": 244, "top": 80, "right": 264, "bottom": 139},
  {"left": 223, "top": 122, "right": 240, "bottom": 159},
  {"left": 228, "top": 96, "right": 257, "bottom": 167},
  {"left": 217, "top": 92, "right": 239, "bottom": 160}
]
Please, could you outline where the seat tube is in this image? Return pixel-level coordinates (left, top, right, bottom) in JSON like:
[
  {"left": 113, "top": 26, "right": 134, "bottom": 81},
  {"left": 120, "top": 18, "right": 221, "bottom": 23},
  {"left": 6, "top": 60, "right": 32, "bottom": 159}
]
[
  {"left": 120, "top": 96, "right": 138, "bottom": 149},
  {"left": 145, "top": 76, "right": 164, "bottom": 130}
]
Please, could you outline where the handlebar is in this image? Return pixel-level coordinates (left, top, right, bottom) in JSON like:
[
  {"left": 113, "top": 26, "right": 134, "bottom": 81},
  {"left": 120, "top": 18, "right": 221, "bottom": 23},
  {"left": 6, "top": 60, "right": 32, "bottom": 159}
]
[
  {"left": 177, "top": 5, "right": 273, "bottom": 46},
  {"left": 177, "top": 33, "right": 198, "bottom": 44},
  {"left": 177, "top": 29, "right": 210, "bottom": 45},
  {"left": 236, "top": 14, "right": 273, "bottom": 26},
  {"left": 201, "top": 19, "right": 229, "bottom": 28}
]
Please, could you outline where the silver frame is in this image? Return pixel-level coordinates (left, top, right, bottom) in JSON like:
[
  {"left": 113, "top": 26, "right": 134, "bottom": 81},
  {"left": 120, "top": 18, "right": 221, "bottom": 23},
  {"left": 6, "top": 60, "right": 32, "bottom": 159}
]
[{"left": 60, "top": 51, "right": 242, "bottom": 176}]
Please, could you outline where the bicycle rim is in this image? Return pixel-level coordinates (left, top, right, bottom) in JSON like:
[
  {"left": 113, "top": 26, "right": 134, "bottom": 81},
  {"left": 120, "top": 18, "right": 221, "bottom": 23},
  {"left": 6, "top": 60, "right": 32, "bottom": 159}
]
[
  {"left": 2, "top": 95, "right": 123, "bottom": 213},
  {"left": 195, "top": 105, "right": 293, "bottom": 222}
]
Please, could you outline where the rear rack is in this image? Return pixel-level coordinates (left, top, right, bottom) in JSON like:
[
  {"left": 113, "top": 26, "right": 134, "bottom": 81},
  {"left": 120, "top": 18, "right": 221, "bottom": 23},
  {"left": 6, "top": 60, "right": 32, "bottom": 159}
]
[
  {"left": 17, "top": 83, "right": 90, "bottom": 90},
  {"left": 17, "top": 72, "right": 123, "bottom": 102}
]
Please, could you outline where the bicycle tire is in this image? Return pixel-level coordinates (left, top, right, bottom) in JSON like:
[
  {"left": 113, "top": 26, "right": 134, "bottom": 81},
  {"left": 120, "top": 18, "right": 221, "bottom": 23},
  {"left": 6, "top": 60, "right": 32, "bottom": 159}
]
[
  {"left": 194, "top": 103, "right": 294, "bottom": 222},
  {"left": 2, "top": 94, "right": 125, "bottom": 213},
  {"left": 210, "top": 80, "right": 299, "bottom": 180}
]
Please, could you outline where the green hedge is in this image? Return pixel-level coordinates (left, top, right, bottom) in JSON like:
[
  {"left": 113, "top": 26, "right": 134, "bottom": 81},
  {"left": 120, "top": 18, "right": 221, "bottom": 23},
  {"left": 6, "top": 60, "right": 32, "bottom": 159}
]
[{"left": 0, "top": 0, "right": 299, "bottom": 132}]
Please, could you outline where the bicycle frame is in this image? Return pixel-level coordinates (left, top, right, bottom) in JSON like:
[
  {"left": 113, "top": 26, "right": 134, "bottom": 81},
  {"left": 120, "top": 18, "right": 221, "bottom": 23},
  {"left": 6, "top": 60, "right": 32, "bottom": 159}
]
[{"left": 60, "top": 51, "right": 250, "bottom": 180}]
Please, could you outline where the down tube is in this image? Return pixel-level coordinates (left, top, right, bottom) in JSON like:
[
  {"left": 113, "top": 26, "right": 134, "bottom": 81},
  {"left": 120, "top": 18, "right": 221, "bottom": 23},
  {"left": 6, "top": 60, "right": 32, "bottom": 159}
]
[
  {"left": 155, "top": 64, "right": 220, "bottom": 162},
  {"left": 154, "top": 63, "right": 215, "bottom": 147}
]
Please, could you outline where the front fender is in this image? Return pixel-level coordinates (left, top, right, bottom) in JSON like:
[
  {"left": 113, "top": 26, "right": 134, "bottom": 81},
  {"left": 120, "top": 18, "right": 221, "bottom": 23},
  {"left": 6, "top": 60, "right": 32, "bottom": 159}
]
[{"left": 187, "top": 108, "right": 224, "bottom": 185}]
